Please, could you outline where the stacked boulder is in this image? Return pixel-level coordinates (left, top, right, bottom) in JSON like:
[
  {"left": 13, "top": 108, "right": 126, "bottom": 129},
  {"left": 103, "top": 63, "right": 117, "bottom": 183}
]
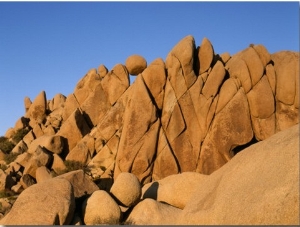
[
  {"left": 0, "top": 35, "right": 299, "bottom": 224},
  {"left": 0, "top": 171, "right": 141, "bottom": 225}
]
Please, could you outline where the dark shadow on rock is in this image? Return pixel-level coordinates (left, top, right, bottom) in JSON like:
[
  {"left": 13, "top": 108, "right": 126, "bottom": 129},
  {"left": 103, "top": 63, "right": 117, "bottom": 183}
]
[
  {"left": 82, "top": 111, "right": 94, "bottom": 129},
  {"left": 142, "top": 181, "right": 159, "bottom": 200},
  {"left": 231, "top": 136, "right": 259, "bottom": 156},
  {"left": 59, "top": 137, "right": 69, "bottom": 160},
  {"left": 96, "top": 177, "right": 114, "bottom": 192}
]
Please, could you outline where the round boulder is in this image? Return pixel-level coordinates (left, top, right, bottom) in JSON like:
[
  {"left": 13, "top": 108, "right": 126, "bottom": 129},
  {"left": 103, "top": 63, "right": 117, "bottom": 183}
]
[
  {"left": 110, "top": 172, "right": 141, "bottom": 207},
  {"left": 125, "top": 54, "right": 147, "bottom": 75},
  {"left": 82, "top": 190, "right": 121, "bottom": 225}
]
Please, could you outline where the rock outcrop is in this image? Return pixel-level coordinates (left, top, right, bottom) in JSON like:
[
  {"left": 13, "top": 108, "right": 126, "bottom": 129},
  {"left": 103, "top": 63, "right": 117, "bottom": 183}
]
[
  {"left": 0, "top": 178, "right": 75, "bottom": 225},
  {"left": 177, "top": 123, "right": 299, "bottom": 225},
  {"left": 0, "top": 35, "right": 298, "bottom": 225}
]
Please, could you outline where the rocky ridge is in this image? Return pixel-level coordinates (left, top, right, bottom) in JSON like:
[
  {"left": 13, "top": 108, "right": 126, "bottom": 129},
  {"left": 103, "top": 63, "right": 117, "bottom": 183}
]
[{"left": 0, "top": 35, "right": 299, "bottom": 225}]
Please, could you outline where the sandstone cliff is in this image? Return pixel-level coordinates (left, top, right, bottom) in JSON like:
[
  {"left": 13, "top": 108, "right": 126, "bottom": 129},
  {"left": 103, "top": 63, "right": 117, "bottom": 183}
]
[{"left": 0, "top": 35, "right": 298, "bottom": 225}]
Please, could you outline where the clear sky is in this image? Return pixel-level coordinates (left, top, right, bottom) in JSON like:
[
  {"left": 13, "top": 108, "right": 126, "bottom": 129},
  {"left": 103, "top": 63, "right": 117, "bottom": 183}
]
[{"left": 0, "top": 1, "right": 299, "bottom": 136}]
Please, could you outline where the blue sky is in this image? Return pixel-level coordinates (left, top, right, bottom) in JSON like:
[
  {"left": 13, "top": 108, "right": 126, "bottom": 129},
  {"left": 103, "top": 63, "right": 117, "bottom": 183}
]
[{"left": 0, "top": 1, "right": 299, "bottom": 136}]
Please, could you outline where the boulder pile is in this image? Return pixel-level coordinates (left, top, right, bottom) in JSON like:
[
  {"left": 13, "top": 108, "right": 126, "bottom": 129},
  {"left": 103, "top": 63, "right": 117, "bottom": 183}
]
[{"left": 0, "top": 35, "right": 298, "bottom": 225}]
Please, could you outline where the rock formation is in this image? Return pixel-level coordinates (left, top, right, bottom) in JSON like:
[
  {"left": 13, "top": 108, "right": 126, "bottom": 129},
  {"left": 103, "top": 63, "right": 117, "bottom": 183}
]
[{"left": 0, "top": 35, "right": 298, "bottom": 225}]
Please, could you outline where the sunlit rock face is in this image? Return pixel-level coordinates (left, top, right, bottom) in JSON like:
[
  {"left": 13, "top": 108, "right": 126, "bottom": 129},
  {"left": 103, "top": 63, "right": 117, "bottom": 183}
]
[{"left": 0, "top": 35, "right": 299, "bottom": 225}]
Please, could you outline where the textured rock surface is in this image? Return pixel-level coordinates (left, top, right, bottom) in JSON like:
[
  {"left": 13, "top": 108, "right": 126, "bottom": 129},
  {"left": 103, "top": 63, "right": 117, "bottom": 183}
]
[
  {"left": 0, "top": 178, "right": 75, "bottom": 225},
  {"left": 5, "top": 36, "right": 298, "bottom": 183},
  {"left": 142, "top": 172, "right": 208, "bottom": 209},
  {"left": 110, "top": 172, "right": 141, "bottom": 207},
  {"left": 125, "top": 54, "right": 147, "bottom": 75},
  {"left": 0, "top": 35, "right": 298, "bottom": 225},
  {"left": 125, "top": 198, "right": 181, "bottom": 225},
  {"left": 82, "top": 190, "right": 121, "bottom": 225},
  {"left": 57, "top": 169, "right": 99, "bottom": 198},
  {"left": 177, "top": 124, "right": 299, "bottom": 225}
]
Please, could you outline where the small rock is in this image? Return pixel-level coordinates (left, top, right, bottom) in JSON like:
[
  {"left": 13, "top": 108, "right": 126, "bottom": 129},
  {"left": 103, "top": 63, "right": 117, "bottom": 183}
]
[
  {"left": 110, "top": 172, "right": 141, "bottom": 207},
  {"left": 82, "top": 190, "right": 121, "bottom": 225},
  {"left": 125, "top": 54, "right": 147, "bottom": 75},
  {"left": 125, "top": 198, "right": 181, "bottom": 225}
]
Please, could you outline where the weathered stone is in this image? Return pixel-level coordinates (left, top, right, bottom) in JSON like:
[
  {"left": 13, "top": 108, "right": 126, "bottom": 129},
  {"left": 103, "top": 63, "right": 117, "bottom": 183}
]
[
  {"left": 247, "top": 75, "right": 275, "bottom": 140},
  {"left": 45, "top": 106, "right": 64, "bottom": 130},
  {"left": 57, "top": 169, "right": 99, "bottom": 198},
  {"left": 275, "top": 101, "right": 299, "bottom": 132},
  {"left": 20, "top": 173, "right": 36, "bottom": 189},
  {"left": 31, "top": 122, "right": 44, "bottom": 138},
  {"left": 240, "top": 47, "right": 264, "bottom": 87},
  {"left": 0, "top": 151, "right": 6, "bottom": 161},
  {"left": 169, "top": 91, "right": 203, "bottom": 172},
  {"left": 0, "top": 178, "right": 75, "bottom": 225},
  {"left": 265, "top": 64, "right": 276, "bottom": 95},
  {"left": 166, "top": 35, "right": 197, "bottom": 97},
  {"left": 202, "top": 60, "right": 226, "bottom": 99},
  {"left": 11, "top": 182, "right": 23, "bottom": 193},
  {"left": 74, "top": 68, "right": 101, "bottom": 105},
  {"left": 43, "top": 125, "right": 56, "bottom": 135},
  {"left": 22, "top": 129, "right": 35, "bottom": 147},
  {"left": 142, "top": 172, "right": 208, "bottom": 209},
  {"left": 125, "top": 198, "right": 181, "bottom": 225},
  {"left": 189, "top": 75, "right": 211, "bottom": 139},
  {"left": 14, "top": 152, "right": 32, "bottom": 168},
  {"left": 220, "top": 52, "right": 231, "bottom": 64},
  {"left": 198, "top": 37, "right": 214, "bottom": 74},
  {"left": 114, "top": 75, "right": 159, "bottom": 184},
  {"left": 4, "top": 162, "right": 22, "bottom": 176},
  {"left": 152, "top": 128, "right": 179, "bottom": 181},
  {"left": 51, "top": 153, "right": 67, "bottom": 174},
  {"left": 25, "top": 90, "right": 47, "bottom": 124},
  {"left": 110, "top": 172, "right": 141, "bottom": 207},
  {"left": 82, "top": 190, "right": 121, "bottom": 225},
  {"left": 80, "top": 82, "right": 110, "bottom": 127},
  {"left": 35, "top": 166, "right": 52, "bottom": 183},
  {"left": 57, "top": 108, "right": 90, "bottom": 153},
  {"left": 11, "top": 139, "right": 27, "bottom": 154},
  {"left": 215, "top": 77, "right": 240, "bottom": 114},
  {"left": 66, "top": 133, "right": 94, "bottom": 165},
  {"left": 125, "top": 54, "right": 147, "bottom": 76},
  {"left": 24, "top": 96, "right": 32, "bottom": 113},
  {"left": 251, "top": 113, "right": 276, "bottom": 141},
  {"left": 272, "top": 51, "right": 299, "bottom": 106},
  {"left": 247, "top": 75, "right": 275, "bottom": 119},
  {"left": 23, "top": 146, "right": 53, "bottom": 178},
  {"left": 91, "top": 86, "right": 131, "bottom": 144},
  {"left": 48, "top": 93, "right": 66, "bottom": 112},
  {"left": 101, "top": 63, "right": 129, "bottom": 105},
  {"left": 160, "top": 71, "right": 203, "bottom": 174},
  {"left": 142, "top": 58, "right": 166, "bottom": 110},
  {"left": 61, "top": 94, "right": 80, "bottom": 122},
  {"left": 98, "top": 64, "right": 108, "bottom": 79},
  {"left": 87, "top": 133, "right": 119, "bottom": 180},
  {"left": 177, "top": 124, "right": 299, "bottom": 225},
  {"left": 0, "top": 169, "right": 7, "bottom": 191},
  {"left": 0, "top": 197, "right": 13, "bottom": 215},
  {"left": 27, "top": 134, "right": 64, "bottom": 154},
  {"left": 226, "top": 56, "right": 252, "bottom": 93},
  {"left": 197, "top": 88, "right": 253, "bottom": 174},
  {"left": 253, "top": 44, "right": 271, "bottom": 67}
]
